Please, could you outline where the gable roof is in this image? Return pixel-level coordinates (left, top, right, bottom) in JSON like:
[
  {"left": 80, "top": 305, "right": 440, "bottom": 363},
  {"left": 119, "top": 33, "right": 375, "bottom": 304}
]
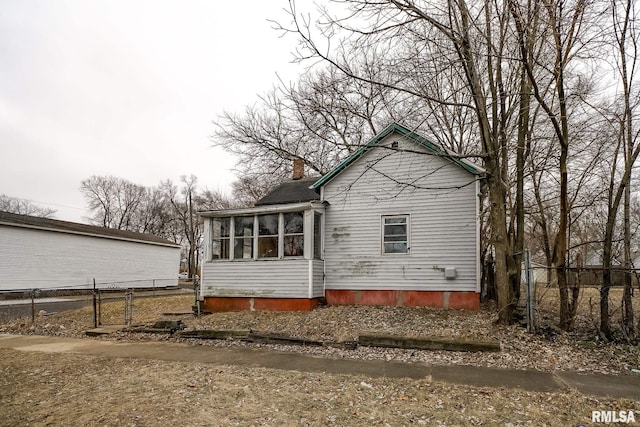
[
  {"left": 0, "top": 211, "right": 180, "bottom": 248},
  {"left": 312, "top": 123, "right": 484, "bottom": 189},
  {"left": 255, "top": 177, "right": 320, "bottom": 206}
]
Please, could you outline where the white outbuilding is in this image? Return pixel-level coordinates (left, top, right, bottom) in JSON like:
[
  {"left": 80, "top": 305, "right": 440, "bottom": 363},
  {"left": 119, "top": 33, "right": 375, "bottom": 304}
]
[{"left": 0, "top": 211, "right": 181, "bottom": 291}]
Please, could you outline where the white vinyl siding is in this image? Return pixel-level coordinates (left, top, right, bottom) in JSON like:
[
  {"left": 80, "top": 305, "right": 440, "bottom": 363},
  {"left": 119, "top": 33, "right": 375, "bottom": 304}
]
[
  {"left": 311, "top": 259, "right": 324, "bottom": 297},
  {"left": 322, "top": 131, "right": 479, "bottom": 292},
  {"left": 0, "top": 225, "right": 180, "bottom": 290},
  {"left": 202, "top": 259, "right": 312, "bottom": 298}
]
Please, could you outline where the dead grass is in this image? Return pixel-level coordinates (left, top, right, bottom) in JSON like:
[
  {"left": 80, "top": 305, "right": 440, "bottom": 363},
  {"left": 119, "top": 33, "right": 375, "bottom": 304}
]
[
  {"left": 2, "top": 291, "right": 639, "bottom": 375},
  {"left": 534, "top": 286, "right": 640, "bottom": 337},
  {"left": 1, "top": 293, "right": 639, "bottom": 423},
  {"left": 1, "top": 348, "right": 637, "bottom": 426}
]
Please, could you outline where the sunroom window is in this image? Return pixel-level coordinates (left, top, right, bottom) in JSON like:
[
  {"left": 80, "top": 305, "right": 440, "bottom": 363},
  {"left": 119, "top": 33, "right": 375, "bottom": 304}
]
[
  {"left": 283, "top": 212, "right": 304, "bottom": 257},
  {"left": 258, "top": 214, "right": 279, "bottom": 258},
  {"left": 210, "top": 210, "right": 321, "bottom": 261},
  {"left": 382, "top": 215, "right": 409, "bottom": 254},
  {"left": 234, "top": 216, "right": 254, "bottom": 259},
  {"left": 313, "top": 212, "right": 322, "bottom": 260},
  {"left": 211, "top": 217, "right": 230, "bottom": 259}
]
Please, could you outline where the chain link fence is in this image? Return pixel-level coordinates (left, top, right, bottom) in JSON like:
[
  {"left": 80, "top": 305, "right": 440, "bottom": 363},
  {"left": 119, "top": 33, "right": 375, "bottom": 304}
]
[
  {"left": 0, "top": 277, "right": 199, "bottom": 328},
  {"left": 520, "top": 262, "right": 640, "bottom": 333}
]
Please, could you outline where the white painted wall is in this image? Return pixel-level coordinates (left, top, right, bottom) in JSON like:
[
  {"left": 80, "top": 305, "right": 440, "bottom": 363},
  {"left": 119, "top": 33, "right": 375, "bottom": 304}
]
[
  {"left": 0, "top": 225, "right": 180, "bottom": 290},
  {"left": 322, "top": 131, "right": 479, "bottom": 292}
]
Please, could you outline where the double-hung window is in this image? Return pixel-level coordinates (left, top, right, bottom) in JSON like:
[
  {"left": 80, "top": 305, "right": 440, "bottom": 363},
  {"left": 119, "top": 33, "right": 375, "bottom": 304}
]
[
  {"left": 283, "top": 212, "right": 304, "bottom": 257},
  {"left": 258, "top": 214, "right": 279, "bottom": 258},
  {"left": 382, "top": 215, "right": 409, "bottom": 254},
  {"left": 211, "top": 217, "right": 230, "bottom": 259},
  {"left": 234, "top": 216, "right": 254, "bottom": 259}
]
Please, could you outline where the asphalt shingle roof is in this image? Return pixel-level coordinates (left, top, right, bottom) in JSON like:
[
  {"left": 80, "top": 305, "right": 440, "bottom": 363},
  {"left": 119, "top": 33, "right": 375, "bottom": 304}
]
[
  {"left": 0, "top": 211, "right": 179, "bottom": 247},
  {"left": 254, "top": 177, "right": 320, "bottom": 206}
]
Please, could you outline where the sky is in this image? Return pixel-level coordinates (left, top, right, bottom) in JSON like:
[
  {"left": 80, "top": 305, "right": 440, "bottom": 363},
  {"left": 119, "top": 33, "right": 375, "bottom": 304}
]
[{"left": 0, "top": 1, "right": 307, "bottom": 223}]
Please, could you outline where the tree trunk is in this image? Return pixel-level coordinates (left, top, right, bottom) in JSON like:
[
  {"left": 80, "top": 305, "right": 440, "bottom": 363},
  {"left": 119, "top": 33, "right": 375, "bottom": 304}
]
[
  {"left": 487, "top": 172, "right": 515, "bottom": 323},
  {"left": 622, "top": 176, "right": 634, "bottom": 337}
]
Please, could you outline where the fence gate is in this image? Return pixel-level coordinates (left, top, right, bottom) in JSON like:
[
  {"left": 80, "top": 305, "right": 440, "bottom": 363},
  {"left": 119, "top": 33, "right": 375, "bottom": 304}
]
[{"left": 94, "top": 289, "right": 135, "bottom": 326}]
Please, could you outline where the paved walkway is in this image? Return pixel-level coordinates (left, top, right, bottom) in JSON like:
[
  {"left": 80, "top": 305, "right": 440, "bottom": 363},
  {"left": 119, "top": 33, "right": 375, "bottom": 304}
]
[{"left": 0, "top": 333, "right": 638, "bottom": 400}]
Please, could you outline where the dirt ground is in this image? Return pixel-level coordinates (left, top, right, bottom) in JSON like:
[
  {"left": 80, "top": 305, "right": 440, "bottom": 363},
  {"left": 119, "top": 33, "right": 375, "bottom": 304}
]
[
  {"left": 1, "top": 348, "right": 638, "bottom": 427},
  {"left": 2, "top": 289, "right": 639, "bottom": 375},
  {"left": 1, "top": 289, "right": 639, "bottom": 425}
]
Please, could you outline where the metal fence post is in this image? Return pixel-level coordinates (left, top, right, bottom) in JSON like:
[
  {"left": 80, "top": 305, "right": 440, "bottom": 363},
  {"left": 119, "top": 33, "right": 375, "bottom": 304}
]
[
  {"left": 193, "top": 276, "right": 200, "bottom": 317},
  {"left": 124, "top": 289, "right": 134, "bottom": 326},
  {"left": 524, "top": 250, "right": 536, "bottom": 332},
  {"left": 92, "top": 278, "right": 98, "bottom": 328},
  {"left": 31, "top": 289, "right": 35, "bottom": 324}
]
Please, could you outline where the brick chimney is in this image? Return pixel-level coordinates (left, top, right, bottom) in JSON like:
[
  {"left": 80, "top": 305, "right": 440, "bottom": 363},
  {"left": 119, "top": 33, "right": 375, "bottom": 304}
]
[{"left": 292, "top": 158, "right": 305, "bottom": 180}]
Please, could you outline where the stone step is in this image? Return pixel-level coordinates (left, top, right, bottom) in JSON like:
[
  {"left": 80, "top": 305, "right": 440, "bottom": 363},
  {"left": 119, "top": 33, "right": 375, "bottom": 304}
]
[{"left": 358, "top": 334, "right": 501, "bottom": 352}]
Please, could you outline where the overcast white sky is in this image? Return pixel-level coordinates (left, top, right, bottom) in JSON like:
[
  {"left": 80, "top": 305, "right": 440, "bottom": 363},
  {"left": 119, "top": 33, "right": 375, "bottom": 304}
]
[{"left": 0, "top": 1, "right": 306, "bottom": 223}]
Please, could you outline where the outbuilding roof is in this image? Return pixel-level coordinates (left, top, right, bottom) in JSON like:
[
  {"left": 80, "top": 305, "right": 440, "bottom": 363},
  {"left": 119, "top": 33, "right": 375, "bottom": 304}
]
[
  {"left": 0, "top": 211, "right": 180, "bottom": 248},
  {"left": 311, "top": 123, "right": 484, "bottom": 189},
  {"left": 254, "top": 177, "right": 320, "bottom": 206}
]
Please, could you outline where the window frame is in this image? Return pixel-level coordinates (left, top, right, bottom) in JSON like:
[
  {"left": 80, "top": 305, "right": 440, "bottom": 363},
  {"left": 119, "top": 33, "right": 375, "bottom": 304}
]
[
  {"left": 257, "top": 213, "right": 280, "bottom": 259},
  {"left": 233, "top": 216, "right": 255, "bottom": 260},
  {"left": 381, "top": 214, "right": 410, "bottom": 255},
  {"left": 283, "top": 211, "right": 305, "bottom": 258},
  {"left": 313, "top": 212, "right": 323, "bottom": 260},
  {"left": 209, "top": 210, "right": 316, "bottom": 261},
  {"left": 211, "top": 217, "right": 231, "bottom": 260}
]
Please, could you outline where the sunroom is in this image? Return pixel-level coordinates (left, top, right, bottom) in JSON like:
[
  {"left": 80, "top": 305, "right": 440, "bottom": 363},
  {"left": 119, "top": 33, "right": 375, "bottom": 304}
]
[{"left": 200, "top": 201, "right": 326, "bottom": 311}]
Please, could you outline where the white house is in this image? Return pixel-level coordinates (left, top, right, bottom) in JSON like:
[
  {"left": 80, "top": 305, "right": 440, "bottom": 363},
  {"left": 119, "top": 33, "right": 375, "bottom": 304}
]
[
  {"left": 200, "top": 123, "right": 484, "bottom": 311},
  {"left": 0, "top": 211, "right": 181, "bottom": 290}
]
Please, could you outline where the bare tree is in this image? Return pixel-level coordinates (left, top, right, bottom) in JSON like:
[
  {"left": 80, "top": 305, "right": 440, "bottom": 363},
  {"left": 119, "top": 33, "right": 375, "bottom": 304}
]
[
  {"left": 214, "top": 65, "right": 408, "bottom": 185},
  {"left": 166, "top": 176, "right": 235, "bottom": 278},
  {"left": 231, "top": 175, "right": 280, "bottom": 207},
  {"left": 599, "top": 0, "right": 640, "bottom": 339},
  {"left": 277, "top": 0, "right": 535, "bottom": 323},
  {"left": 0, "top": 194, "right": 56, "bottom": 218},
  {"left": 510, "top": 0, "right": 603, "bottom": 330},
  {"left": 80, "top": 175, "right": 146, "bottom": 230},
  {"left": 167, "top": 176, "right": 200, "bottom": 279}
]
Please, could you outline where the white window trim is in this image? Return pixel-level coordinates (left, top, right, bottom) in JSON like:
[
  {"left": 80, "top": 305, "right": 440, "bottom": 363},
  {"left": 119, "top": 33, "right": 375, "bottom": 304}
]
[
  {"left": 283, "top": 211, "right": 305, "bottom": 259},
  {"left": 257, "top": 213, "right": 279, "bottom": 260},
  {"left": 209, "top": 217, "right": 232, "bottom": 261},
  {"left": 209, "top": 211, "right": 309, "bottom": 261},
  {"left": 381, "top": 214, "right": 410, "bottom": 255}
]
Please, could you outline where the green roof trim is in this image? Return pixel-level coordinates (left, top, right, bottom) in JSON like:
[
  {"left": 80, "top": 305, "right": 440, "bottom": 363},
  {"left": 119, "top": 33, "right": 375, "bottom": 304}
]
[{"left": 311, "top": 123, "right": 484, "bottom": 189}]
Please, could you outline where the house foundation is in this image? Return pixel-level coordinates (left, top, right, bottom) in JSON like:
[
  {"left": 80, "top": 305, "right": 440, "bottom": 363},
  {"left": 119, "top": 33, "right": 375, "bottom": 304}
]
[
  {"left": 202, "top": 291, "right": 480, "bottom": 312},
  {"left": 325, "top": 290, "right": 480, "bottom": 310}
]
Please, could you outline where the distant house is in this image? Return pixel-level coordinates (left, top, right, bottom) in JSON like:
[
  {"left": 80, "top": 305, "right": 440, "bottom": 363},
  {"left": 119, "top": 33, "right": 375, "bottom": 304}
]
[
  {"left": 200, "top": 123, "right": 484, "bottom": 311},
  {"left": 0, "top": 211, "right": 181, "bottom": 290}
]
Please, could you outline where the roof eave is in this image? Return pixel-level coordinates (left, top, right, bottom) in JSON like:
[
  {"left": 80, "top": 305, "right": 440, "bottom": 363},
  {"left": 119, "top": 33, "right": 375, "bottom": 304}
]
[
  {"left": 311, "top": 123, "right": 484, "bottom": 189},
  {"left": 199, "top": 201, "right": 326, "bottom": 217},
  {"left": 0, "top": 221, "right": 181, "bottom": 248}
]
